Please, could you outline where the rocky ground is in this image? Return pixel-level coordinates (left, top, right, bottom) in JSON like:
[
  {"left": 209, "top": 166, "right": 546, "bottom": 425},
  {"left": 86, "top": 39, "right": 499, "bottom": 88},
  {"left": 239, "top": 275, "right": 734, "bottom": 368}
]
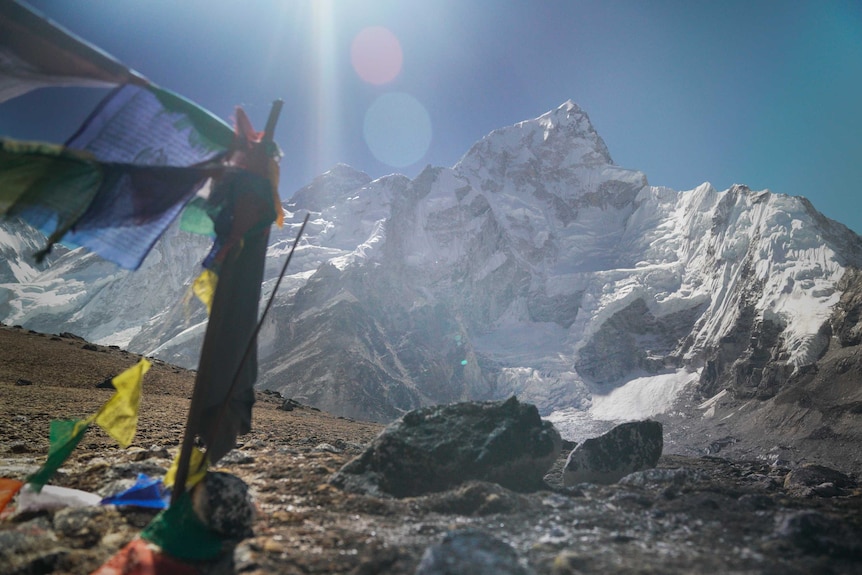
[{"left": 1, "top": 323, "right": 861, "bottom": 574}]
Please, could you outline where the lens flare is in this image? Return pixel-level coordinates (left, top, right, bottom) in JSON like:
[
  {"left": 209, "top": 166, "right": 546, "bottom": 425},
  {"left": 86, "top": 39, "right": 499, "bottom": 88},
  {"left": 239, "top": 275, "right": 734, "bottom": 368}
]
[
  {"left": 351, "top": 26, "right": 403, "bottom": 85},
  {"left": 363, "top": 92, "right": 431, "bottom": 168}
]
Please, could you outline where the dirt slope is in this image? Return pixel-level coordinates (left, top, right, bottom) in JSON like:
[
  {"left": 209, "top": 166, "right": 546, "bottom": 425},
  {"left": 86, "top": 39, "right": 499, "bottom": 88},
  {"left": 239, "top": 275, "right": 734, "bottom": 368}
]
[{"left": 1, "top": 324, "right": 861, "bottom": 575}]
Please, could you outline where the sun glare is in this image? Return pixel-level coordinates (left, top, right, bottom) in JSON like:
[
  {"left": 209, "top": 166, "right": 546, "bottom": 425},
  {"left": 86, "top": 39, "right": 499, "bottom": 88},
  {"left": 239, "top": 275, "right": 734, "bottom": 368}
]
[
  {"left": 364, "top": 92, "right": 431, "bottom": 168},
  {"left": 310, "top": 0, "right": 341, "bottom": 177},
  {"left": 351, "top": 26, "right": 403, "bottom": 85}
]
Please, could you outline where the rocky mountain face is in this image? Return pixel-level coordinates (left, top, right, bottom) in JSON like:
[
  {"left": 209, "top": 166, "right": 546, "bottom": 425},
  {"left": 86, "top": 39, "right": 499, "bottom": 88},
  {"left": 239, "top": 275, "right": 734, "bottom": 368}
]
[{"left": 3, "top": 101, "right": 862, "bottom": 469}]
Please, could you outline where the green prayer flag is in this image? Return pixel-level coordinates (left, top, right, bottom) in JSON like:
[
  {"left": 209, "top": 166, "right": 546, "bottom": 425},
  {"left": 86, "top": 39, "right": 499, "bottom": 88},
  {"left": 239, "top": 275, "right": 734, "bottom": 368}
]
[
  {"left": 141, "top": 491, "right": 224, "bottom": 561},
  {"left": 27, "top": 418, "right": 90, "bottom": 491},
  {"left": 179, "top": 197, "right": 216, "bottom": 236}
]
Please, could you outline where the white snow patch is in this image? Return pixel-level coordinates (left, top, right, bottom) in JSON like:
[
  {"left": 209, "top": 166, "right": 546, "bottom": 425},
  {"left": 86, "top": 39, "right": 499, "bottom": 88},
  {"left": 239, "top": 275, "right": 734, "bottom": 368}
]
[
  {"left": 93, "top": 326, "right": 141, "bottom": 349},
  {"left": 589, "top": 369, "right": 699, "bottom": 420},
  {"left": 698, "top": 388, "right": 728, "bottom": 411},
  {"left": 146, "top": 321, "right": 207, "bottom": 356}
]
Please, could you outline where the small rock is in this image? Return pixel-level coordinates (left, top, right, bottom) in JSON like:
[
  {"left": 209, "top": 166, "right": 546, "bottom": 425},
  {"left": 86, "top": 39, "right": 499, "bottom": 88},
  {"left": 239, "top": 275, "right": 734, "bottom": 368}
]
[
  {"left": 53, "top": 506, "right": 110, "bottom": 546},
  {"left": 147, "top": 445, "right": 171, "bottom": 460},
  {"left": 618, "top": 467, "right": 699, "bottom": 488},
  {"left": 232, "top": 541, "right": 260, "bottom": 572},
  {"left": 96, "top": 378, "right": 116, "bottom": 389},
  {"left": 552, "top": 550, "right": 592, "bottom": 574},
  {"left": 564, "top": 420, "right": 663, "bottom": 486},
  {"left": 107, "top": 462, "right": 168, "bottom": 481},
  {"left": 191, "top": 471, "right": 255, "bottom": 540},
  {"left": 58, "top": 331, "right": 85, "bottom": 340},
  {"left": 82, "top": 343, "right": 99, "bottom": 351},
  {"left": 278, "top": 398, "right": 303, "bottom": 412},
  {"left": 737, "top": 493, "right": 775, "bottom": 511},
  {"left": 262, "top": 538, "right": 287, "bottom": 553},
  {"left": 775, "top": 511, "right": 862, "bottom": 557},
  {"left": 415, "top": 529, "right": 534, "bottom": 575},
  {"left": 15, "top": 378, "right": 32, "bottom": 386},
  {"left": 127, "top": 447, "right": 150, "bottom": 462},
  {"left": 784, "top": 464, "right": 856, "bottom": 497},
  {"left": 423, "top": 481, "right": 526, "bottom": 516},
  {"left": 9, "top": 442, "right": 30, "bottom": 454},
  {"left": 312, "top": 442, "right": 341, "bottom": 454},
  {"left": 330, "top": 397, "right": 561, "bottom": 497},
  {"left": 0, "top": 529, "right": 67, "bottom": 574},
  {"left": 85, "top": 458, "right": 111, "bottom": 473},
  {"left": 98, "top": 477, "right": 138, "bottom": 498},
  {"left": 220, "top": 450, "right": 256, "bottom": 465},
  {"left": 100, "top": 531, "right": 130, "bottom": 551}
]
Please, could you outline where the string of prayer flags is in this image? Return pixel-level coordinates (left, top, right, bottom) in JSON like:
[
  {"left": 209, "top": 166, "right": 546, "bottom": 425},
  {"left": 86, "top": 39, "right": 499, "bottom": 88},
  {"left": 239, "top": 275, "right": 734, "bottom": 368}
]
[
  {"left": 27, "top": 358, "right": 150, "bottom": 490},
  {"left": 0, "top": 0, "right": 146, "bottom": 103},
  {"left": 0, "top": 83, "right": 235, "bottom": 269}
]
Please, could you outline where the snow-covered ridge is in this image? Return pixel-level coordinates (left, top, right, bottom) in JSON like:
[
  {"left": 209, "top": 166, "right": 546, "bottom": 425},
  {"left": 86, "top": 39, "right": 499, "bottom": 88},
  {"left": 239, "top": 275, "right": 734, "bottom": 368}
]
[{"left": 2, "top": 101, "right": 861, "bottom": 429}]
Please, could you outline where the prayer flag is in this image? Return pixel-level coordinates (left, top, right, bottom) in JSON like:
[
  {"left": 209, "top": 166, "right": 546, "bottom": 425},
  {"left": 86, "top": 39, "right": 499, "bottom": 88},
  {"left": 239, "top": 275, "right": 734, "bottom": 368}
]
[
  {"left": 0, "top": 0, "right": 145, "bottom": 103},
  {"left": 93, "top": 358, "right": 150, "bottom": 447},
  {"left": 66, "top": 83, "right": 233, "bottom": 166},
  {"left": 28, "top": 359, "right": 151, "bottom": 490},
  {"left": 101, "top": 473, "right": 169, "bottom": 509},
  {"left": 27, "top": 418, "right": 90, "bottom": 491},
  {"left": 164, "top": 446, "right": 208, "bottom": 490},
  {"left": 0, "top": 478, "right": 23, "bottom": 514},
  {"left": 91, "top": 538, "right": 202, "bottom": 575},
  {"left": 0, "top": 82, "right": 236, "bottom": 269},
  {"left": 192, "top": 268, "right": 218, "bottom": 314},
  {"left": 1, "top": 1, "right": 238, "bottom": 270},
  {"left": 141, "top": 492, "right": 224, "bottom": 561},
  {"left": 1, "top": 2, "right": 283, "bottom": 270}
]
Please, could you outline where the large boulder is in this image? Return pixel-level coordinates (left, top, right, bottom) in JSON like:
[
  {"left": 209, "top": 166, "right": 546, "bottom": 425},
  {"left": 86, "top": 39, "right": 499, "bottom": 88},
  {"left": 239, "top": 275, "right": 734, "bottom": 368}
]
[
  {"left": 330, "top": 397, "right": 561, "bottom": 497},
  {"left": 563, "top": 420, "right": 663, "bottom": 485}
]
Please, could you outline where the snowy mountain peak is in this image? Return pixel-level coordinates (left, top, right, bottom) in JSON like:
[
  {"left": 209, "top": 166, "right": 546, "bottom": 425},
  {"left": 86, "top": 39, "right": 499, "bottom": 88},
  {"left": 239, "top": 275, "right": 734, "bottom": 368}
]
[
  {"left": 455, "top": 100, "right": 613, "bottom": 183},
  {"left": 288, "top": 163, "right": 372, "bottom": 212}
]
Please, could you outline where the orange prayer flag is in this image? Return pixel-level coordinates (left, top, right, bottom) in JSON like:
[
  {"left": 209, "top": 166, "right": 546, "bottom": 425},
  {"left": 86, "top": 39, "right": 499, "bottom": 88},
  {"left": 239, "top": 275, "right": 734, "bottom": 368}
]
[{"left": 0, "top": 478, "right": 24, "bottom": 514}]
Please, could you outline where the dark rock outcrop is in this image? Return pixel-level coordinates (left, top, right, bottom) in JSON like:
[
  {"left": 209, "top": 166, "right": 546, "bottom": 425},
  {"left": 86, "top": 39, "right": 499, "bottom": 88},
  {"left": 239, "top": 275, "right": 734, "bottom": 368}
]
[
  {"left": 783, "top": 464, "right": 857, "bottom": 498},
  {"left": 330, "top": 397, "right": 561, "bottom": 497},
  {"left": 563, "top": 420, "right": 663, "bottom": 485}
]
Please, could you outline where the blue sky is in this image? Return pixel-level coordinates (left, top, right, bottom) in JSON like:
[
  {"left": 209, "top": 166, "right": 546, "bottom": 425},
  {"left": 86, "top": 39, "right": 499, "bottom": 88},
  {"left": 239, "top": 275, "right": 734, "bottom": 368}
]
[{"left": 3, "top": 0, "right": 862, "bottom": 233}]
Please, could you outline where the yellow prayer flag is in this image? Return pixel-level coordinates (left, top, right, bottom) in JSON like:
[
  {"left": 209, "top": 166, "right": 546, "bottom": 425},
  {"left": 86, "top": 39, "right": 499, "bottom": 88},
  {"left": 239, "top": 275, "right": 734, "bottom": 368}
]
[
  {"left": 164, "top": 446, "right": 208, "bottom": 490},
  {"left": 93, "top": 358, "right": 150, "bottom": 448},
  {"left": 192, "top": 268, "right": 218, "bottom": 314}
]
